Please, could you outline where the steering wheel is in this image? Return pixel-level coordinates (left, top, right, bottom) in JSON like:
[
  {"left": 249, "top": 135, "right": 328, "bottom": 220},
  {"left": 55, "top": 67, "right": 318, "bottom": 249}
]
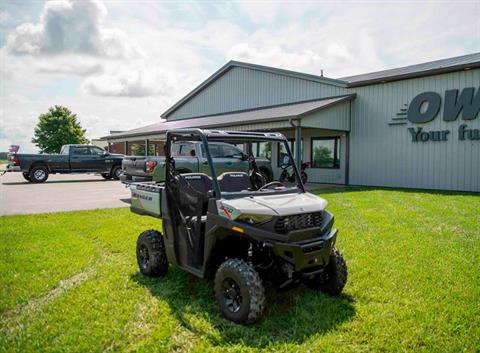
[{"left": 258, "top": 181, "right": 285, "bottom": 191}]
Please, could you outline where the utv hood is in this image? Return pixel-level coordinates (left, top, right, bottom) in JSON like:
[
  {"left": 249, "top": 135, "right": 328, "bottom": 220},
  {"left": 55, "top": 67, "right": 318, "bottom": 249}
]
[{"left": 219, "top": 192, "right": 328, "bottom": 219}]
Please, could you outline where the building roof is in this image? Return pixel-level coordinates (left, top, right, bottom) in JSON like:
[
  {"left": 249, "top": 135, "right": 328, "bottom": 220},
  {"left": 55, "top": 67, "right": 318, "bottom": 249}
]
[
  {"left": 340, "top": 52, "right": 480, "bottom": 87},
  {"left": 103, "top": 94, "right": 355, "bottom": 140},
  {"left": 161, "top": 60, "right": 347, "bottom": 119}
]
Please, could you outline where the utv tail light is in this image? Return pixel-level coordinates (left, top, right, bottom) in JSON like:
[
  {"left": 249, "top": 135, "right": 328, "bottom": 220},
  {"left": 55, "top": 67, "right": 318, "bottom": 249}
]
[{"left": 145, "top": 160, "right": 157, "bottom": 173}]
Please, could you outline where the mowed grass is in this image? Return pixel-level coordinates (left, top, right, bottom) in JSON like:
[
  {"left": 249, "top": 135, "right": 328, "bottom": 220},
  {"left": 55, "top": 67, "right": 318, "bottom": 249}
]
[{"left": 0, "top": 188, "right": 479, "bottom": 352}]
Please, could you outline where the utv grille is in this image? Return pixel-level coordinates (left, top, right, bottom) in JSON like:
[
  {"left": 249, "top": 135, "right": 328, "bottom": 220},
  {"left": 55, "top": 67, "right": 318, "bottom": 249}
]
[{"left": 274, "top": 212, "right": 322, "bottom": 233}]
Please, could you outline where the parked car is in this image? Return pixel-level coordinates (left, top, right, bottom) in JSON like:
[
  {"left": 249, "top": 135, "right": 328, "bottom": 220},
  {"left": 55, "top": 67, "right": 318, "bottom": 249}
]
[
  {"left": 121, "top": 141, "right": 273, "bottom": 184},
  {"left": 5, "top": 144, "right": 124, "bottom": 183}
]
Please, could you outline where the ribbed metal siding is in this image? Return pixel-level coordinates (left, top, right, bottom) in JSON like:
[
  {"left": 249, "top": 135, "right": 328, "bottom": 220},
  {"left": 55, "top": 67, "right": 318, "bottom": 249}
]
[
  {"left": 302, "top": 103, "right": 351, "bottom": 131},
  {"left": 349, "top": 69, "right": 480, "bottom": 192},
  {"left": 168, "top": 67, "right": 347, "bottom": 120}
]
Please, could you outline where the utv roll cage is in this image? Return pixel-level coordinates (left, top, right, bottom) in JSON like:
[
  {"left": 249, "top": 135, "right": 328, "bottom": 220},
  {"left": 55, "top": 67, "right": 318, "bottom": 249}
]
[{"left": 164, "top": 128, "right": 306, "bottom": 197}]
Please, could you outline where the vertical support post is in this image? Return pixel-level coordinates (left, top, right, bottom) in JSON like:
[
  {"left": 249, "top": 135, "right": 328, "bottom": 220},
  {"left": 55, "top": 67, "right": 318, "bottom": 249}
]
[
  {"left": 145, "top": 139, "right": 149, "bottom": 156},
  {"left": 344, "top": 132, "right": 350, "bottom": 185},
  {"left": 107, "top": 142, "right": 111, "bottom": 152},
  {"left": 295, "top": 121, "right": 302, "bottom": 166},
  {"left": 124, "top": 141, "right": 129, "bottom": 155}
]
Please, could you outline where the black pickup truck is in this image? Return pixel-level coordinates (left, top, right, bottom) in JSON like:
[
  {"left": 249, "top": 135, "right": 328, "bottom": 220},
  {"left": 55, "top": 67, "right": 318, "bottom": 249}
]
[{"left": 5, "top": 144, "right": 124, "bottom": 183}]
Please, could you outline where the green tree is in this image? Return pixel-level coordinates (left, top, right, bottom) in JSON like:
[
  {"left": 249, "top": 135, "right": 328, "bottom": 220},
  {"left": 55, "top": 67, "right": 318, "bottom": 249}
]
[
  {"left": 32, "top": 106, "right": 88, "bottom": 153},
  {"left": 313, "top": 146, "right": 333, "bottom": 167}
]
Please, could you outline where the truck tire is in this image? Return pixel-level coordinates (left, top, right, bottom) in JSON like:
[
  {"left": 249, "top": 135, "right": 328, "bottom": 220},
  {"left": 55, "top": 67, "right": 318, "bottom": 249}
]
[
  {"left": 101, "top": 173, "right": 112, "bottom": 180},
  {"left": 111, "top": 165, "right": 122, "bottom": 180},
  {"left": 29, "top": 166, "right": 49, "bottom": 183},
  {"left": 303, "top": 248, "right": 347, "bottom": 295},
  {"left": 136, "top": 230, "right": 168, "bottom": 277},
  {"left": 214, "top": 258, "right": 265, "bottom": 325},
  {"left": 22, "top": 172, "right": 31, "bottom": 182}
]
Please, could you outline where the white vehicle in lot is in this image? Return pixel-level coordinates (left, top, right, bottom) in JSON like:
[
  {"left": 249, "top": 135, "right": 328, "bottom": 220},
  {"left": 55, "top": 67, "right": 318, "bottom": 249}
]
[{"left": 130, "top": 129, "right": 347, "bottom": 325}]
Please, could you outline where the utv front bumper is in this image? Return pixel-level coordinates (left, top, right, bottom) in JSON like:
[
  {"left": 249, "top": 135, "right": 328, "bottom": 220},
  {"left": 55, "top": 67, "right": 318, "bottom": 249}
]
[{"left": 272, "top": 228, "right": 337, "bottom": 272}]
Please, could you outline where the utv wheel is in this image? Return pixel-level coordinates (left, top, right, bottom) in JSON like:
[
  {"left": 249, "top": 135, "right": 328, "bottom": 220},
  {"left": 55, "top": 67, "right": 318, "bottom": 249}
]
[
  {"left": 111, "top": 166, "right": 122, "bottom": 180},
  {"left": 101, "top": 173, "right": 112, "bottom": 180},
  {"left": 29, "top": 166, "right": 49, "bottom": 183},
  {"left": 214, "top": 259, "right": 265, "bottom": 325},
  {"left": 304, "top": 248, "right": 347, "bottom": 295},
  {"left": 22, "top": 172, "right": 31, "bottom": 182},
  {"left": 136, "top": 230, "right": 168, "bottom": 277}
]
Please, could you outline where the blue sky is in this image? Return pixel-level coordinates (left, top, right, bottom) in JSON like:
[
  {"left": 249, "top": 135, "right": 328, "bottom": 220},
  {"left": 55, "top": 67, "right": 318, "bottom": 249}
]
[{"left": 0, "top": 0, "right": 479, "bottom": 152}]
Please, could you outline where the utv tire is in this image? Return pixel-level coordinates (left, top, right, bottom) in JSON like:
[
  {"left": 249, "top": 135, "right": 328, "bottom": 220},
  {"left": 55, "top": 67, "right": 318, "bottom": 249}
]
[
  {"left": 136, "top": 230, "right": 168, "bottom": 277},
  {"left": 111, "top": 165, "right": 122, "bottom": 180},
  {"left": 22, "top": 172, "right": 31, "bottom": 182},
  {"left": 304, "top": 248, "right": 347, "bottom": 295},
  {"left": 214, "top": 259, "right": 265, "bottom": 325},
  {"left": 101, "top": 173, "right": 112, "bottom": 180},
  {"left": 28, "top": 166, "right": 49, "bottom": 183}
]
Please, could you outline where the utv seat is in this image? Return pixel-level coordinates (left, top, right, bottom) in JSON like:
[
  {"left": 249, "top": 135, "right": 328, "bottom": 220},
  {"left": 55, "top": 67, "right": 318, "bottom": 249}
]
[
  {"left": 217, "top": 172, "right": 251, "bottom": 192},
  {"left": 181, "top": 173, "right": 213, "bottom": 195},
  {"left": 178, "top": 173, "right": 213, "bottom": 226}
]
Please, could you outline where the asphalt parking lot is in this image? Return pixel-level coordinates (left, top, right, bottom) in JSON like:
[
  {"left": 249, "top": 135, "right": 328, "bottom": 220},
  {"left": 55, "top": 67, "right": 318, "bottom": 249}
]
[{"left": 0, "top": 171, "right": 131, "bottom": 215}]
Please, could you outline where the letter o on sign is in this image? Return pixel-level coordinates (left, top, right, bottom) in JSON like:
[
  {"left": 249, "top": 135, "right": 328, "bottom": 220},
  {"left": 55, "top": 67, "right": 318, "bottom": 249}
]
[{"left": 407, "top": 92, "right": 442, "bottom": 123}]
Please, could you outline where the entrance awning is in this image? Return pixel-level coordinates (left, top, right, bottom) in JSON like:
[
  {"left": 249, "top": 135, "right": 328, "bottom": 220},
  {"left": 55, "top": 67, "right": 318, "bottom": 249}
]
[{"left": 102, "top": 94, "right": 356, "bottom": 142}]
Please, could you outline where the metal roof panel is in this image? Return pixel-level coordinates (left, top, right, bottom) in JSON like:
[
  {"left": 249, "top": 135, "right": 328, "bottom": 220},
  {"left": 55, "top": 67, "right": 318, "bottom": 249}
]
[{"left": 102, "top": 95, "right": 355, "bottom": 140}]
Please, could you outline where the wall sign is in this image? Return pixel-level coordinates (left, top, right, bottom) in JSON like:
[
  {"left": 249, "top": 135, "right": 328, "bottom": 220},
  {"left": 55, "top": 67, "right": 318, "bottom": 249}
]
[{"left": 390, "top": 87, "right": 480, "bottom": 142}]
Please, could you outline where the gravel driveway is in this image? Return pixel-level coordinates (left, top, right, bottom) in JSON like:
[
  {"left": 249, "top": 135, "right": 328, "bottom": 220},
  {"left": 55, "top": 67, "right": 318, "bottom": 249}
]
[{"left": 0, "top": 171, "right": 131, "bottom": 215}]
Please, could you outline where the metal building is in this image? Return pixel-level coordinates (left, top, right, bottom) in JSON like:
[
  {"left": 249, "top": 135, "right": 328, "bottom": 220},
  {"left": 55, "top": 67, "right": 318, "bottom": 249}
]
[{"left": 103, "top": 53, "right": 480, "bottom": 192}]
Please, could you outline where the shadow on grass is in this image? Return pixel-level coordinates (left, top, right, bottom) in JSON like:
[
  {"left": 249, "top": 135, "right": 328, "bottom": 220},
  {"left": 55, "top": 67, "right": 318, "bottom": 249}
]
[{"left": 131, "top": 268, "right": 355, "bottom": 348}]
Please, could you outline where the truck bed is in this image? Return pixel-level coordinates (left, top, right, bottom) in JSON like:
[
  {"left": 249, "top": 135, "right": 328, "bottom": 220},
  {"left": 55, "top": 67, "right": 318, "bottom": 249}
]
[{"left": 122, "top": 156, "right": 164, "bottom": 183}]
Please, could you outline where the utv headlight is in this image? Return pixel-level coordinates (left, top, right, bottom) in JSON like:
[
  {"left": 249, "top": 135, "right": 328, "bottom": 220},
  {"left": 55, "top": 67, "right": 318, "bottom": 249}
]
[{"left": 236, "top": 214, "right": 273, "bottom": 225}]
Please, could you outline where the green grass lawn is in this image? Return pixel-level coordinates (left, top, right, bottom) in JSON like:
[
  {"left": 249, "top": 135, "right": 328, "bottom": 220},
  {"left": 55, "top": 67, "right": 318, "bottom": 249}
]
[{"left": 0, "top": 188, "right": 479, "bottom": 352}]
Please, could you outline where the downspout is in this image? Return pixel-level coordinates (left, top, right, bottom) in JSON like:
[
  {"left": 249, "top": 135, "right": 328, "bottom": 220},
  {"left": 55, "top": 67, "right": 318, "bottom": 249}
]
[{"left": 289, "top": 118, "right": 302, "bottom": 166}]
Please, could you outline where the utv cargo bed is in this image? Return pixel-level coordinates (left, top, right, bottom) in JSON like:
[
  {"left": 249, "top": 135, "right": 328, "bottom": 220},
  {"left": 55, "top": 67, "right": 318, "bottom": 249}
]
[{"left": 130, "top": 182, "right": 164, "bottom": 218}]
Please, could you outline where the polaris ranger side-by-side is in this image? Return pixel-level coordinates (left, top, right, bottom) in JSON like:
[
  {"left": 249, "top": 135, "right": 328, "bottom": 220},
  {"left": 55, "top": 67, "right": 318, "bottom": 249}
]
[{"left": 131, "top": 129, "right": 347, "bottom": 324}]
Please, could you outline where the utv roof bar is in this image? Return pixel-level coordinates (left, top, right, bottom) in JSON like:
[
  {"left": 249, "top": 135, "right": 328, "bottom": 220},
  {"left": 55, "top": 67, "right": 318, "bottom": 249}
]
[{"left": 167, "top": 128, "right": 287, "bottom": 141}]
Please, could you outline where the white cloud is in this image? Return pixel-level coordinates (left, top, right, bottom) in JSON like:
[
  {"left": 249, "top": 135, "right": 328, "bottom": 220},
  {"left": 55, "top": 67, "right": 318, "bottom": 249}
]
[
  {"left": 6, "top": 0, "right": 139, "bottom": 59},
  {"left": 82, "top": 64, "right": 172, "bottom": 97}
]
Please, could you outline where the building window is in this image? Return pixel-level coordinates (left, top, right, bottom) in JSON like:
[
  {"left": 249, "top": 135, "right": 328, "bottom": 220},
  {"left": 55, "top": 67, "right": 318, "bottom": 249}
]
[
  {"left": 277, "top": 139, "right": 303, "bottom": 166},
  {"left": 251, "top": 142, "right": 272, "bottom": 160},
  {"left": 311, "top": 137, "right": 340, "bottom": 169}
]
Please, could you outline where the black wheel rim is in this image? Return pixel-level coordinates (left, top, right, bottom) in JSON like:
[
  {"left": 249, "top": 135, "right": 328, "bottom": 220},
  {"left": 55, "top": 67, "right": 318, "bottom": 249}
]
[
  {"left": 221, "top": 278, "right": 242, "bottom": 313},
  {"left": 138, "top": 245, "right": 150, "bottom": 270}
]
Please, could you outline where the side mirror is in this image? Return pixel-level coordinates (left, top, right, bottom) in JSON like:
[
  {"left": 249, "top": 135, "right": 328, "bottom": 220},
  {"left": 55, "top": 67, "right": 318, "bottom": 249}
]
[
  {"left": 241, "top": 153, "right": 249, "bottom": 161},
  {"left": 103, "top": 151, "right": 110, "bottom": 156}
]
